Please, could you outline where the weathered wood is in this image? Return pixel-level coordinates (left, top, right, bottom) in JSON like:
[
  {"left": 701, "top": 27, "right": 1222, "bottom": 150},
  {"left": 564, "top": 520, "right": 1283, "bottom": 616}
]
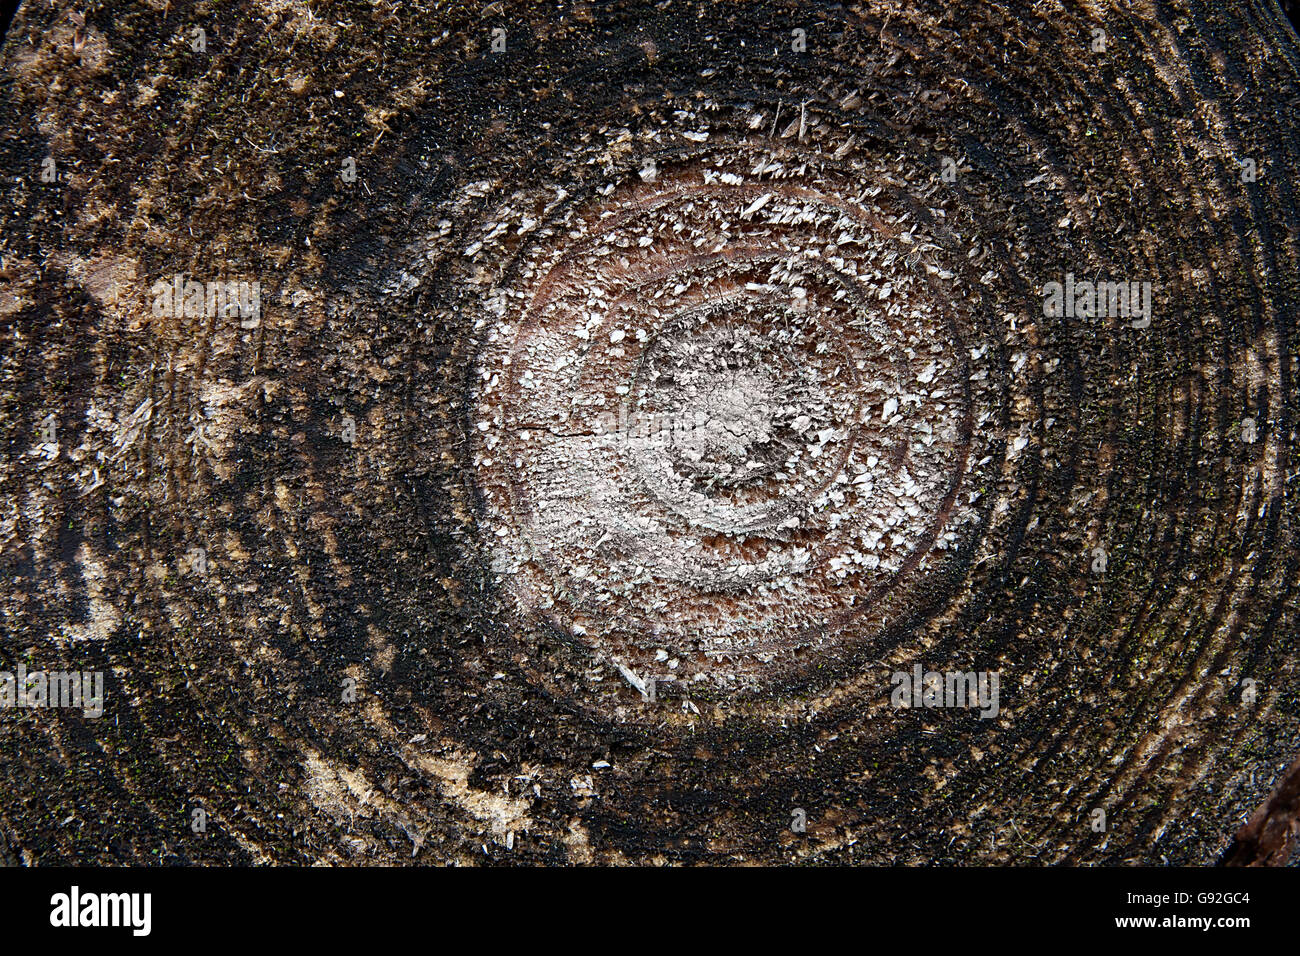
[{"left": 0, "top": 0, "right": 1298, "bottom": 865}]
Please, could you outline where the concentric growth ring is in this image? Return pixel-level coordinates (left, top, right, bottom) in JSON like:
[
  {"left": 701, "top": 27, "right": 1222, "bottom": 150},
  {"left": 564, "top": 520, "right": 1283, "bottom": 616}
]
[
  {"left": 469, "top": 142, "right": 1000, "bottom": 697},
  {"left": 7, "top": 0, "right": 1298, "bottom": 867}
]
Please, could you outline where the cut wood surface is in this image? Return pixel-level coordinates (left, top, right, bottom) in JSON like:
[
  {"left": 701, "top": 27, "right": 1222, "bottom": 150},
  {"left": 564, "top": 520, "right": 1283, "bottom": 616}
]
[{"left": 0, "top": 0, "right": 1298, "bottom": 865}]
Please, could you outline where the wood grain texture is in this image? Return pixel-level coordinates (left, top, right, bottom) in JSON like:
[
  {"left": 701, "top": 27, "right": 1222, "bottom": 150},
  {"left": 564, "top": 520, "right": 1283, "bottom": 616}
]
[{"left": 0, "top": 0, "right": 1298, "bottom": 865}]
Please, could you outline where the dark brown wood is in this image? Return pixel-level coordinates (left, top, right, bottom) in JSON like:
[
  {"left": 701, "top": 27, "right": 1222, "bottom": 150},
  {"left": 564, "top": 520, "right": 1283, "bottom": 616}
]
[{"left": 1, "top": 0, "right": 1298, "bottom": 866}]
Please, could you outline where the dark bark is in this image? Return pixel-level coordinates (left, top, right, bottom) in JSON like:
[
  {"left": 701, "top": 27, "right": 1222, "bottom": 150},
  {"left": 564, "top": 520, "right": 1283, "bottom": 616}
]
[{"left": 1222, "top": 752, "right": 1300, "bottom": 865}]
